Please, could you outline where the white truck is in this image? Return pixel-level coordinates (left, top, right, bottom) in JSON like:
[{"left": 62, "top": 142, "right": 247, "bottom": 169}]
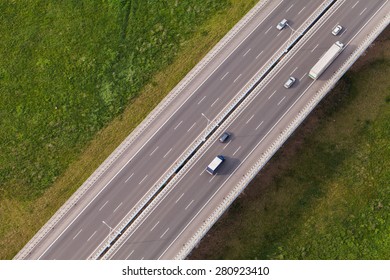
[
  {"left": 309, "top": 41, "right": 344, "bottom": 79},
  {"left": 206, "top": 155, "right": 225, "bottom": 175}
]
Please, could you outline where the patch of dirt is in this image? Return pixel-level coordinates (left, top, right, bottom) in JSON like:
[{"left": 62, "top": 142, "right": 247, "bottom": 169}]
[
  {"left": 349, "top": 26, "right": 390, "bottom": 72},
  {"left": 188, "top": 27, "right": 389, "bottom": 260}
]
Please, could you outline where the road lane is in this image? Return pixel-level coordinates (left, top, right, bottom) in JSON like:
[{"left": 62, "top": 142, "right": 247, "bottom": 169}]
[
  {"left": 108, "top": 0, "right": 389, "bottom": 260},
  {"left": 34, "top": 0, "right": 324, "bottom": 259}
]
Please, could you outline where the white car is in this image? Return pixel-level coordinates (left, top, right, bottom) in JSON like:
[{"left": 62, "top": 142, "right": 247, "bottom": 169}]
[
  {"left": 276, "top": 19, "right": 288, "bottom": 30},
  {"left": 332, "top": 25, "right": 343, "bottom": 35},
  {"left": 284, "top": 77, "right": 296, "bottom": 88}
]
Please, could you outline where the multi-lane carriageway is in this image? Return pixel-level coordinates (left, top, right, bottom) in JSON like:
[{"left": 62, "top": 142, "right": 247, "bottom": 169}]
[
  {"left": 17, "top": 0, "right": 389, "bottom": 259},
  {"left": 106, "top": 0, "right": 389, "bottom": 260}
]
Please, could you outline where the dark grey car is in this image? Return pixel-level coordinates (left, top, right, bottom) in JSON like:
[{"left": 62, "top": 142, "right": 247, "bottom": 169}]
[{"left": 219, "top": 132, "right": 231, "bottom": 143}]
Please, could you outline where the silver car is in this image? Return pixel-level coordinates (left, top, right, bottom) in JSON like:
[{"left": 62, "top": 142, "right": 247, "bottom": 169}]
[
  {"left": 276, "top": 19, "right": 288, "bottom": 30},
  {"left": 284, "top": 77, "right": 296, "bottom": 88},
  {"left": 332, "top": 25, "right": 343, "bottom": 35}
]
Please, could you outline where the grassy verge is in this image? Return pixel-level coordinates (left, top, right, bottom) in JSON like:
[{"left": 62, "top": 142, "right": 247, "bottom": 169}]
[
  {"left": 0, "top": 0, "right": 259, "bottom": 260},
  {"left": 190, "top": 28, "right": 390, "bottom": 259},
  {"left": 0, "top": 0, "right": 230, "bottom": 199}
]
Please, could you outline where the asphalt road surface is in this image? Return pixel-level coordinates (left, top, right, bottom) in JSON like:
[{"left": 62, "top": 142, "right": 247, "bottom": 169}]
[
  {"left": 29, "top": 0, "right": 326, "bottom": 260},
  {"left": 107, "top": 0, "right": 389, "bottom": 259}
]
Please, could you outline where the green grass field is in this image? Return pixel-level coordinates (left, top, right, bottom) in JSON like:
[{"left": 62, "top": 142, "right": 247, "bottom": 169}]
[
  {"left": 190, "top": 32, "right": 390, "bottom": 260},
  {"left": 0, "top": 0, "right": 229, "bottom": 200},
  {"left": 2, "top": 0, "right": 388, "bottom": 260},
  {"left": 0, "top": 0, "right": 259, "bottom": 259}
]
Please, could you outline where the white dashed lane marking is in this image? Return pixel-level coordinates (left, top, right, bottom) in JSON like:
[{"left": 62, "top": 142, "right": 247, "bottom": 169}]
[
  {"left": 73, "top": 229, "right": 82, "bottom": 240},
  {"left": 174, "top": 121, "right": 183, "bottom": 130},
  {"left": 87, "top": 231, "right": 97, "bottom": 242},
  {"left": 113, "top": 202, "right": 123, "bottom": 213},
  {"left": 221, "top": 72, "right": 229, "bottom": 80},
  {"left": 233, "top": 74, "right": 242, "bottom": 83},
  {"left": 243, "top": 48, "right": 251, "bottom": 57},
  {"left": 160, "top": 228, "right": 169, "bottom": 239},
  {"left": 139, "top": 175, "right": 148, "bottom": 185},
  {"left": 163, "top": 148, "right": 172, "bottom": 158},
  {"left": 99, "top": 200, "right": 109, "bottom": 212},
  {"left": 185, "top": 200, "right": 194, "bottom": 210},
  {"left": 150, "top": 221, "right": 160, "bottom": 232}
]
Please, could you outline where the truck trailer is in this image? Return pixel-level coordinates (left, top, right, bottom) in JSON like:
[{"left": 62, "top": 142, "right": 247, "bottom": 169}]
[
  {"left": 206, "top": 155, "right": 225, "bottom": 175},
  {"left": 309, "top": 41, "right": 344, "bottom": 79}
]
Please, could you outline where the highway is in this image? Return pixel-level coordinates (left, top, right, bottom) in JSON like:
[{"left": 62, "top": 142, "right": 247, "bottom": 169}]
[
  {"left": 106, "top": 0, "right": 390, "bottom": 259},
  {"left": 25, "top": 0, "right": 325, "bottom": 259},
  {"left": 17, "top": 0, "right": 389, "bottom": 260}
]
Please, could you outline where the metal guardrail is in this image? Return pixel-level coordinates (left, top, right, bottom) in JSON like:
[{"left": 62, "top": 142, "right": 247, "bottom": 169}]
[
  {"left": 100, "top": 0, "right": 338, "bottom": 260},
  {"left": 173, "top": 5, "right": 390, "bottom": 260},
  {"left": 96, "top": 0, "right": 291, "bottom": 260}
]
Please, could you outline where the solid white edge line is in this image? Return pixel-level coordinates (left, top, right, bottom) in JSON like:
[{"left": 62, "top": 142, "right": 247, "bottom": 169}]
[
  {"left": 134, "top": 0, "right": 389, "bottom": 260},
  {"left": 103, "top": 1, "right": 354, "bottom": 255},
  {"left": 158, "top": 79, "right": 317, "bottom": 259},
  {"left": 107, "top": 0, "right": 352, "bottom": 259},
  {"left": 158, "top": 0, "right": 390, "bottom": 259},
  {"left": 34, "top": 0, "right": 289, "bottom": 259}
]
